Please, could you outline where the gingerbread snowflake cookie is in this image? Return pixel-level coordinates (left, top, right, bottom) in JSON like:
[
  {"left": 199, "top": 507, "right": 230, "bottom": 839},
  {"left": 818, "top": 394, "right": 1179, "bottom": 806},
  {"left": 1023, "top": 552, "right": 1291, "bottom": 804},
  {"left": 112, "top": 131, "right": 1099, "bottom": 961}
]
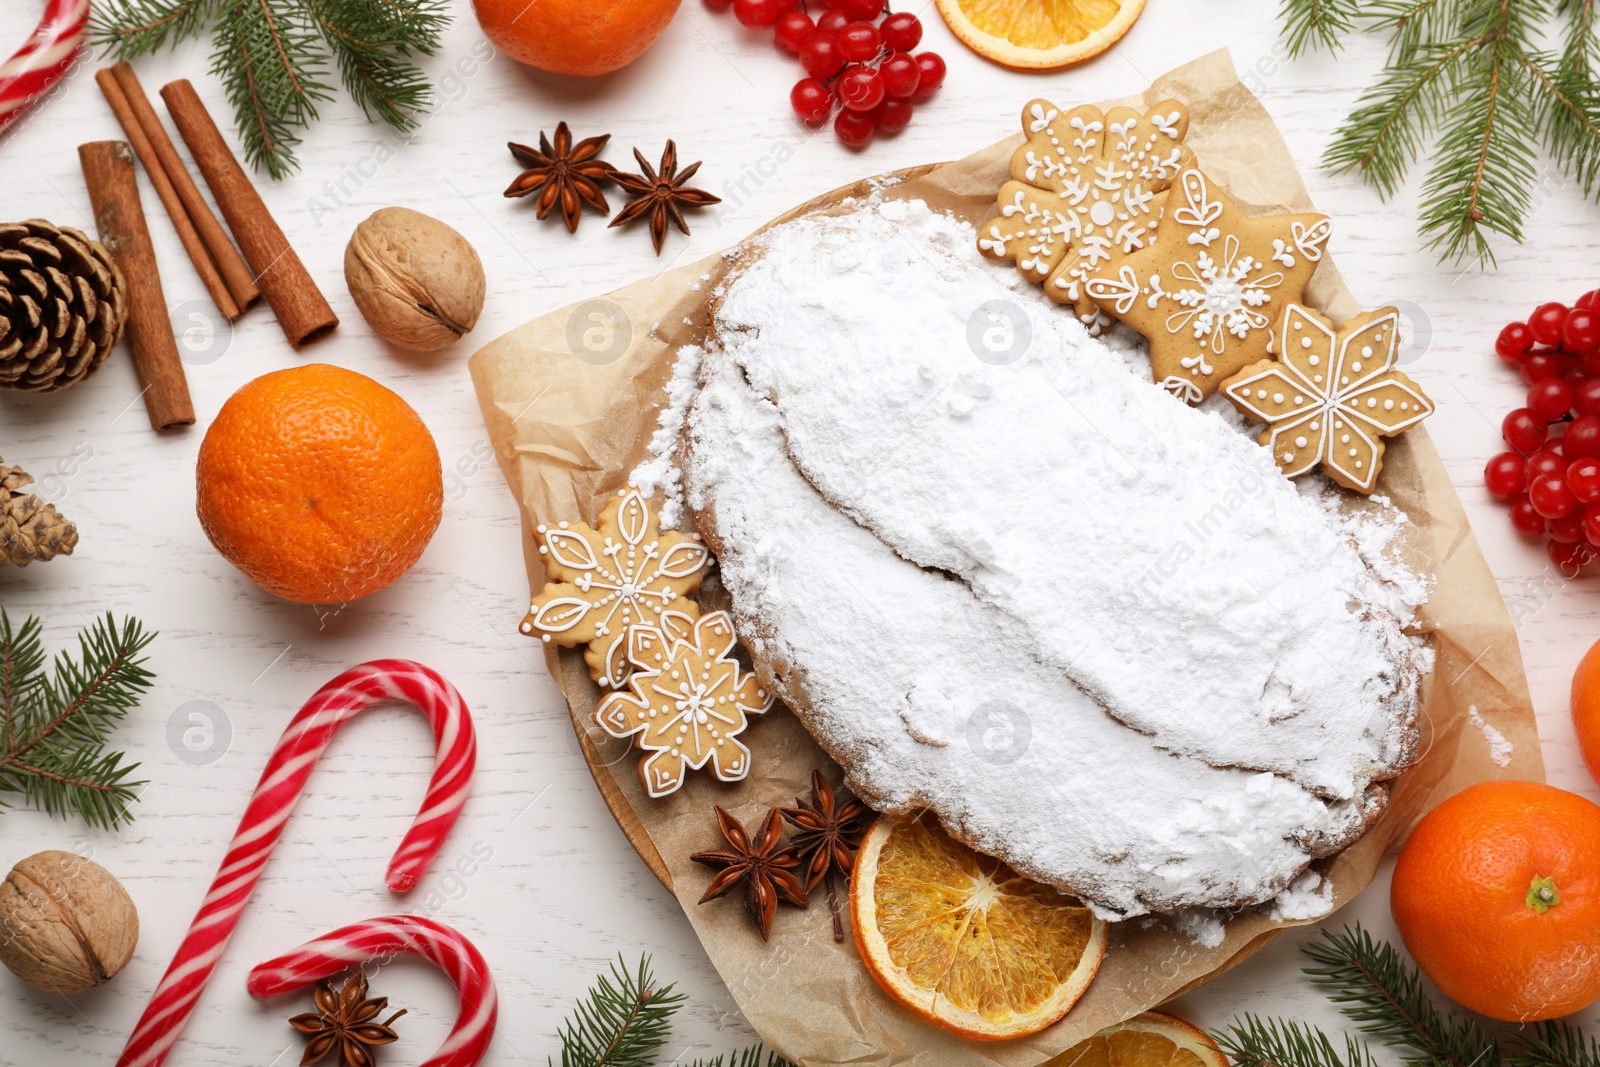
[
  {"left": 977, "top": 99, "right": 1193, "bottom": 333},
  {"left": 1085, "top": 168, "right": 1332, "bottom": 404},
  {"left": 596, "top": 610, "right": 775, "bottom": 798},
  {"left": 1222, "top": 304, "right": 1434, "bottom": 494},
  {"left": 521, "top": 486, "right": 712, "bottom": 688}
]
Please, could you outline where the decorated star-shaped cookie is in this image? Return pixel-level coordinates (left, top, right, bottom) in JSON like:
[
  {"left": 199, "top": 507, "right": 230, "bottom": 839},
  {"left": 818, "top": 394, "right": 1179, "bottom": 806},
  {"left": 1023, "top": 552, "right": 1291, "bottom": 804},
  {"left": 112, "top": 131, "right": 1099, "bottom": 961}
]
[
  {"left": 1084, "top": 168, "right": 1332, "bottom": 404},
  {"left": 977, "top": 99, "right": 1193, "bottom": 334},
  {"left": 521, "top": 486, "right": 711, "bottom": 688},
  {"left": 1221, "top": 304, "right": 1434, "bottom": 494},
  {"left": 596, "top": 611, "right": 775, "bottom": 799}
]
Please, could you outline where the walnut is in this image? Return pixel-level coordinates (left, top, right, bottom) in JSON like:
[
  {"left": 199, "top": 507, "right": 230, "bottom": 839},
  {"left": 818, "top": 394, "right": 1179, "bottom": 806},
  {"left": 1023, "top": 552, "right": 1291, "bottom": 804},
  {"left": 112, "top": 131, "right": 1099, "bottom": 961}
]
[
  {"left": 344, "top": 207, "right": 486, "bottom": 352},
  {"left": 0, "top": 851, "right": 137, "bottom": 993}
]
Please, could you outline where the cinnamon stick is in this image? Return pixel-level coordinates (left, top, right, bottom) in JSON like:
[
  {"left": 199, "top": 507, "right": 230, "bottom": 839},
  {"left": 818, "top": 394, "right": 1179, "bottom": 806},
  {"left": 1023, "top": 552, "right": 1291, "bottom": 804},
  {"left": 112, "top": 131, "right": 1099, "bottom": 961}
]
[
  {"left": 159, "top": 79, "right": 338, "bottom": 348},
  {"left": 78, "top": 141, "right": 195, "bottom": 431},
  {"left": 108, "top": 63, "right": 260, "bottom": 316},
  {"left": 94, "top": 68, "right": 240, "bottom": 322}
]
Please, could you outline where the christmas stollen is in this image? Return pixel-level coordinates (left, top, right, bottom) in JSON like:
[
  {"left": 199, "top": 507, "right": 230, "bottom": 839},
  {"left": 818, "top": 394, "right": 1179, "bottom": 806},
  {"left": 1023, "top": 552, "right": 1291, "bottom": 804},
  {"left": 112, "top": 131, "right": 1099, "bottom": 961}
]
[{"left": 683, "top": 198, "right": 1432, "bottom": 918}]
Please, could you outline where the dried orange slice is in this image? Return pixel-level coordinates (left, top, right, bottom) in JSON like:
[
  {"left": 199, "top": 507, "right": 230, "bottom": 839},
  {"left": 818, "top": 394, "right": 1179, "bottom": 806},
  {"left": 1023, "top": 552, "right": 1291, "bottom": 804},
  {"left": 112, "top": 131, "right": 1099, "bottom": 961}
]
[
  {"left": 850, "top": 812, "right": 1108, "bottom": 1040},
  {"left": 1042, "top": 1011, "right": 1230, "bottom": 1067},
  {"left": 933, "top": 0, "right": 1146, "bottom": 70}
]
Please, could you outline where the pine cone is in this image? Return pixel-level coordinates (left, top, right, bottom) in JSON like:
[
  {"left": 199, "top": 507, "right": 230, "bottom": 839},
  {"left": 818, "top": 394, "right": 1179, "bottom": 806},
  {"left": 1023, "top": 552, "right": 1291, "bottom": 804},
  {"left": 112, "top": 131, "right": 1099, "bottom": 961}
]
[
  {"left": 1, "top": 458, "right": 78, "bottom": 565},
  {"left": 0, "top": 220, "right": 126, "bottom": 393}
]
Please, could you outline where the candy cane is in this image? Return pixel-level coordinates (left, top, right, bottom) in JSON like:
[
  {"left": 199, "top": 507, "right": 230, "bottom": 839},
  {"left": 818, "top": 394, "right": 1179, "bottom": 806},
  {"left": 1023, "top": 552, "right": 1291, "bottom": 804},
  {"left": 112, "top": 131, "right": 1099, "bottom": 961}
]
[
  {"left": 117, "top": 661, "right": 478, "bottom": 1067},
  {"left": 248, "top": 915, "right": 498, "bottom": 1067},
  {"left": 0, "top": 0, "right": 88, "bottom": 137}
]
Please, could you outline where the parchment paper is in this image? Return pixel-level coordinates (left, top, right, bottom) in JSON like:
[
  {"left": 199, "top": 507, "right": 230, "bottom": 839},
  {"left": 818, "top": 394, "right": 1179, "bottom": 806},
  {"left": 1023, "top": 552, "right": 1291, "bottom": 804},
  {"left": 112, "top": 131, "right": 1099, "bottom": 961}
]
[{"left": 469, "top": 49, "right": 1545, "bottom": 1067}]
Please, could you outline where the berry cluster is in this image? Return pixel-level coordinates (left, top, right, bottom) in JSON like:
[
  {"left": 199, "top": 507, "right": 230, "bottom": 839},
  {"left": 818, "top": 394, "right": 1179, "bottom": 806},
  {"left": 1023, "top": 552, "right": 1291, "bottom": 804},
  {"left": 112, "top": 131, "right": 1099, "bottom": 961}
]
[
  {"left": 707, "top": 0, "right": 946, "bottom": 148},
  {"left": 1485, "top": 294, "right": 1600, "bottom": 574}
]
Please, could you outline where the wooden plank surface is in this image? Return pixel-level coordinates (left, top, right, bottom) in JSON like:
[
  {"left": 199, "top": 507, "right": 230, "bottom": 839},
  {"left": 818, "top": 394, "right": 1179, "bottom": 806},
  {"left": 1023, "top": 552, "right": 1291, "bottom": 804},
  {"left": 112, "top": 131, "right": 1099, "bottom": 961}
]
[{"left": 2, "top": 3, "right": 1598, "bottom": 1064}]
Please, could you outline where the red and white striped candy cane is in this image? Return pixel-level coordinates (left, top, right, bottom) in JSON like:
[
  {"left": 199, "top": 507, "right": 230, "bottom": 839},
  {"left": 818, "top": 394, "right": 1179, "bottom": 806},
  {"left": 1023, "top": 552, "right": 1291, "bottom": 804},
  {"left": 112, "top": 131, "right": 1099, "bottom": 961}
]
[
  {"left": 248, "top": 915, "right": 498, "bottom": 1067},
  {"left": 0, "top": 0, "right": 88, "bottom": 137},
  {"left": 117, "top": 660, "right": 478, "bottom": 1067}
]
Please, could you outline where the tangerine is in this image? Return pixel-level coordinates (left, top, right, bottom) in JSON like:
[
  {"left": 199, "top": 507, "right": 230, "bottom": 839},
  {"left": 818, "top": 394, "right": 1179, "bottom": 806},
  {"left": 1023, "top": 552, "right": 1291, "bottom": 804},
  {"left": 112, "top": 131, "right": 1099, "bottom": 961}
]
[
  {"left": 472, "top": 0, "right": 682, "bottom": 77},
  {"left": 1570, "top": 637, "right": 1600, "bottom": 785},
  {"left": 195, "top": 364, "right": 442, "bottom": 604},
  {"left": 1390, "top": 780, "right": 1600, "bottom": 1021}
]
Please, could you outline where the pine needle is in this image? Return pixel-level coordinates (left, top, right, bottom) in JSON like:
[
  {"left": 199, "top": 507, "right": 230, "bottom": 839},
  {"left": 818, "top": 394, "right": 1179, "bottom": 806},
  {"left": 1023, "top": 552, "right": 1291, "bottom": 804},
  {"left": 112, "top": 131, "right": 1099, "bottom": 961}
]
[
  {"left": 1280, "top": 0, "right": 1600, "bottom": 265},
  {"left": 552, "top": 954, "right": 684, "bottom": 1067},
  {"left": 1508, "top": 1021, "right": 1600, "bottom": 1067},
  {"left": 1223, "top": 927, "right": 1598, "bottom": 1067},
  {"left": 1215, "top": 1015, "right": 1382, "bottom": 1067},
  {"left": 683, "top": 1047, "right": 794, "bottom": 1067},
  {"left": 0, "top": 610, "right": 154, "bottom": 829},
  {"left": 1376, "top": 0, "right": 1466, "bottom": 65},
  {"left": 1302, "top": 925, "right": 1499, "bottom": 1067},
  {"left": 1416, "top": 31, "right": 1539, "bottom": 266},
  {"left": 210, "top": 0, "right": 333, "bottom": 180},
  {"left": 93, "top": 0, "right": 449, "bottom": 176},
  {"left": 1280, "top": 0, "right": 1361, "bottom": 58},
  {"left": 1521, "top": 45, "right": 1600, "bottom": 197},
  {"left": 1322, "top": 37, "right": 1471, "bottom": 197},
  {"left": 307, "top": 0, "right": 438, "bottom": 131},
  {"left": 92, "top": 0, "right": 226, "bottom": 56},
  {"left": 549, "top": 955, "right": 794, "bottom": 1067}
]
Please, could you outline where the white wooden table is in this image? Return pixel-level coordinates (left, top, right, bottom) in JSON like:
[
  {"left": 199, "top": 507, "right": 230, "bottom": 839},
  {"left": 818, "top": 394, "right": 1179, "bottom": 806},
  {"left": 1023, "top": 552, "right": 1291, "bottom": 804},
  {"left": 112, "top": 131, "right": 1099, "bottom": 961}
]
[{"left": 2, "top": 2, "right": 1597, "bottom": 1063}]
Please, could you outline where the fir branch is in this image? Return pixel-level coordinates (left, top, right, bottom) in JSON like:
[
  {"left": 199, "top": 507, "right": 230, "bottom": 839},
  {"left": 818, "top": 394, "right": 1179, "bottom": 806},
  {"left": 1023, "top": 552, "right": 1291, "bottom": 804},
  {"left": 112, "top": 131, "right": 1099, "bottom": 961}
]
[
  {"left": 549, "top": 955, "right": 795, "bottom": 1067},
  {"left": 307, "top": 0, "right": 438, "bottom": 131},
  {"left": 210, "top": 0, "right": 334, "bottom": 178},
  {"left": 1521, "top": 45, "right": 1600, "bottom": 197},
  {"left": 1284, "top": 0, "right": 1600, "bottom": 264},
  {"left": 1374, "top": 0, "right": 1466, "bottom": 65},
  {"left": 1302, "top": 925, "right": 1499, "bottom": 1067},
  {"left": 1509, "top": 1021, "right": 1600, "bottom": 1067},
  {"left": 0, "top": 613, "right": 46, "bottom": 759},
  {"left": 95, "top": 0, "right": 450, "bottom": 177},
  {"left": 1280, "top": 0, "right": 1362, "bottom": 57},
  {"left": 1215, "top": 1015, "right": 1382, "bottom": 1067},
  {"left": 91, "top": 0, "right": 226, "bottom": 57},
  {"left": 683, "top": 1047, "right": 794, "bottom": 1067},
  {"left": 1323, "top": 36, "right": 1474, "bottom": 197},
  {"left": 1417, "top": 27, "right": 1540, "bottom": 265},
  {"left": 0, "top": 611, "right": 154, "bottom": 829},
  {"left": 1558, "top": 0, "right": 1599, "bottom": 72},
  {"left": 364, "top": 0, "right": 451, "bottom": 52},
  {"left": 553, "top": 954, "right": 684, "bottom": 1067}
]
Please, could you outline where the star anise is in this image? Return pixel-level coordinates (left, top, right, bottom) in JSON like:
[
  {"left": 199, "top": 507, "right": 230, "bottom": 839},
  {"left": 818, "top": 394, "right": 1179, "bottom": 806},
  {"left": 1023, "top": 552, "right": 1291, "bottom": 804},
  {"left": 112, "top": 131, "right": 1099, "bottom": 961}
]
[
  {"left": 505, "top": 122, "right": 616, "bottom": 234},
  {"left": 691, "top": 805, "right": 808, "bottom": 941},
  {"left": 288, "top": 971, "right": 406, "bottom": 1067},
  {"left": 609, "top": 140, "right": 722, "bottom": 255},
  {"left": 781, "top": 770, "right": 872, "bottom": 941}
]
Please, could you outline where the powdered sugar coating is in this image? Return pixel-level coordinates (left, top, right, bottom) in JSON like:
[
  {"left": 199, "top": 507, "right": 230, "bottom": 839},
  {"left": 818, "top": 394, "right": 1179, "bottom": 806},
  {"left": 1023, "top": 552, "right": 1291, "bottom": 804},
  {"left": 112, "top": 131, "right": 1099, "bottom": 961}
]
[
  {"left": 630, "top": 344, "right": 703, "bottom": 530},
  {"left": 685, "top": 349, "right": 1388, "bottom": 918},
  {"left": 711, "top": 199, "right": 1425, "bottom": 802}
]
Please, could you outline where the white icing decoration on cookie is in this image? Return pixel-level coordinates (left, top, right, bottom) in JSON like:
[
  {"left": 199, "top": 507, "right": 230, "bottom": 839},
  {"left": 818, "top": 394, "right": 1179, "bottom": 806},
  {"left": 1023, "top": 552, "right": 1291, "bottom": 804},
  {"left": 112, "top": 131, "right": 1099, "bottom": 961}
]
[
  {"left": 1085, "top": 167, "right": 1328, "bottom": 403},
  {"left": 1164, "top": 237, "right": 1281, "bottom": 352},
  {"left": 524, "top": 486, "right": 712, "bottom": 688},
  {"left": 1170, "top": 170, "right": 1223, "bottom": 231},
  {"left": 1293, "top": 218, "right": 1332, "bottom": 262},
  {"left": 978, "top": 100, "right": 1195, "bottom": 335},
  {"left": 595, "top": 610, "right": 773, "bottom": 798},
  {"left": 1223, "top": 305, "right": 1435, "bottom": 492},
  {"left": 1150, "top": 110, "right": 1183, "bottom": 138}
]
